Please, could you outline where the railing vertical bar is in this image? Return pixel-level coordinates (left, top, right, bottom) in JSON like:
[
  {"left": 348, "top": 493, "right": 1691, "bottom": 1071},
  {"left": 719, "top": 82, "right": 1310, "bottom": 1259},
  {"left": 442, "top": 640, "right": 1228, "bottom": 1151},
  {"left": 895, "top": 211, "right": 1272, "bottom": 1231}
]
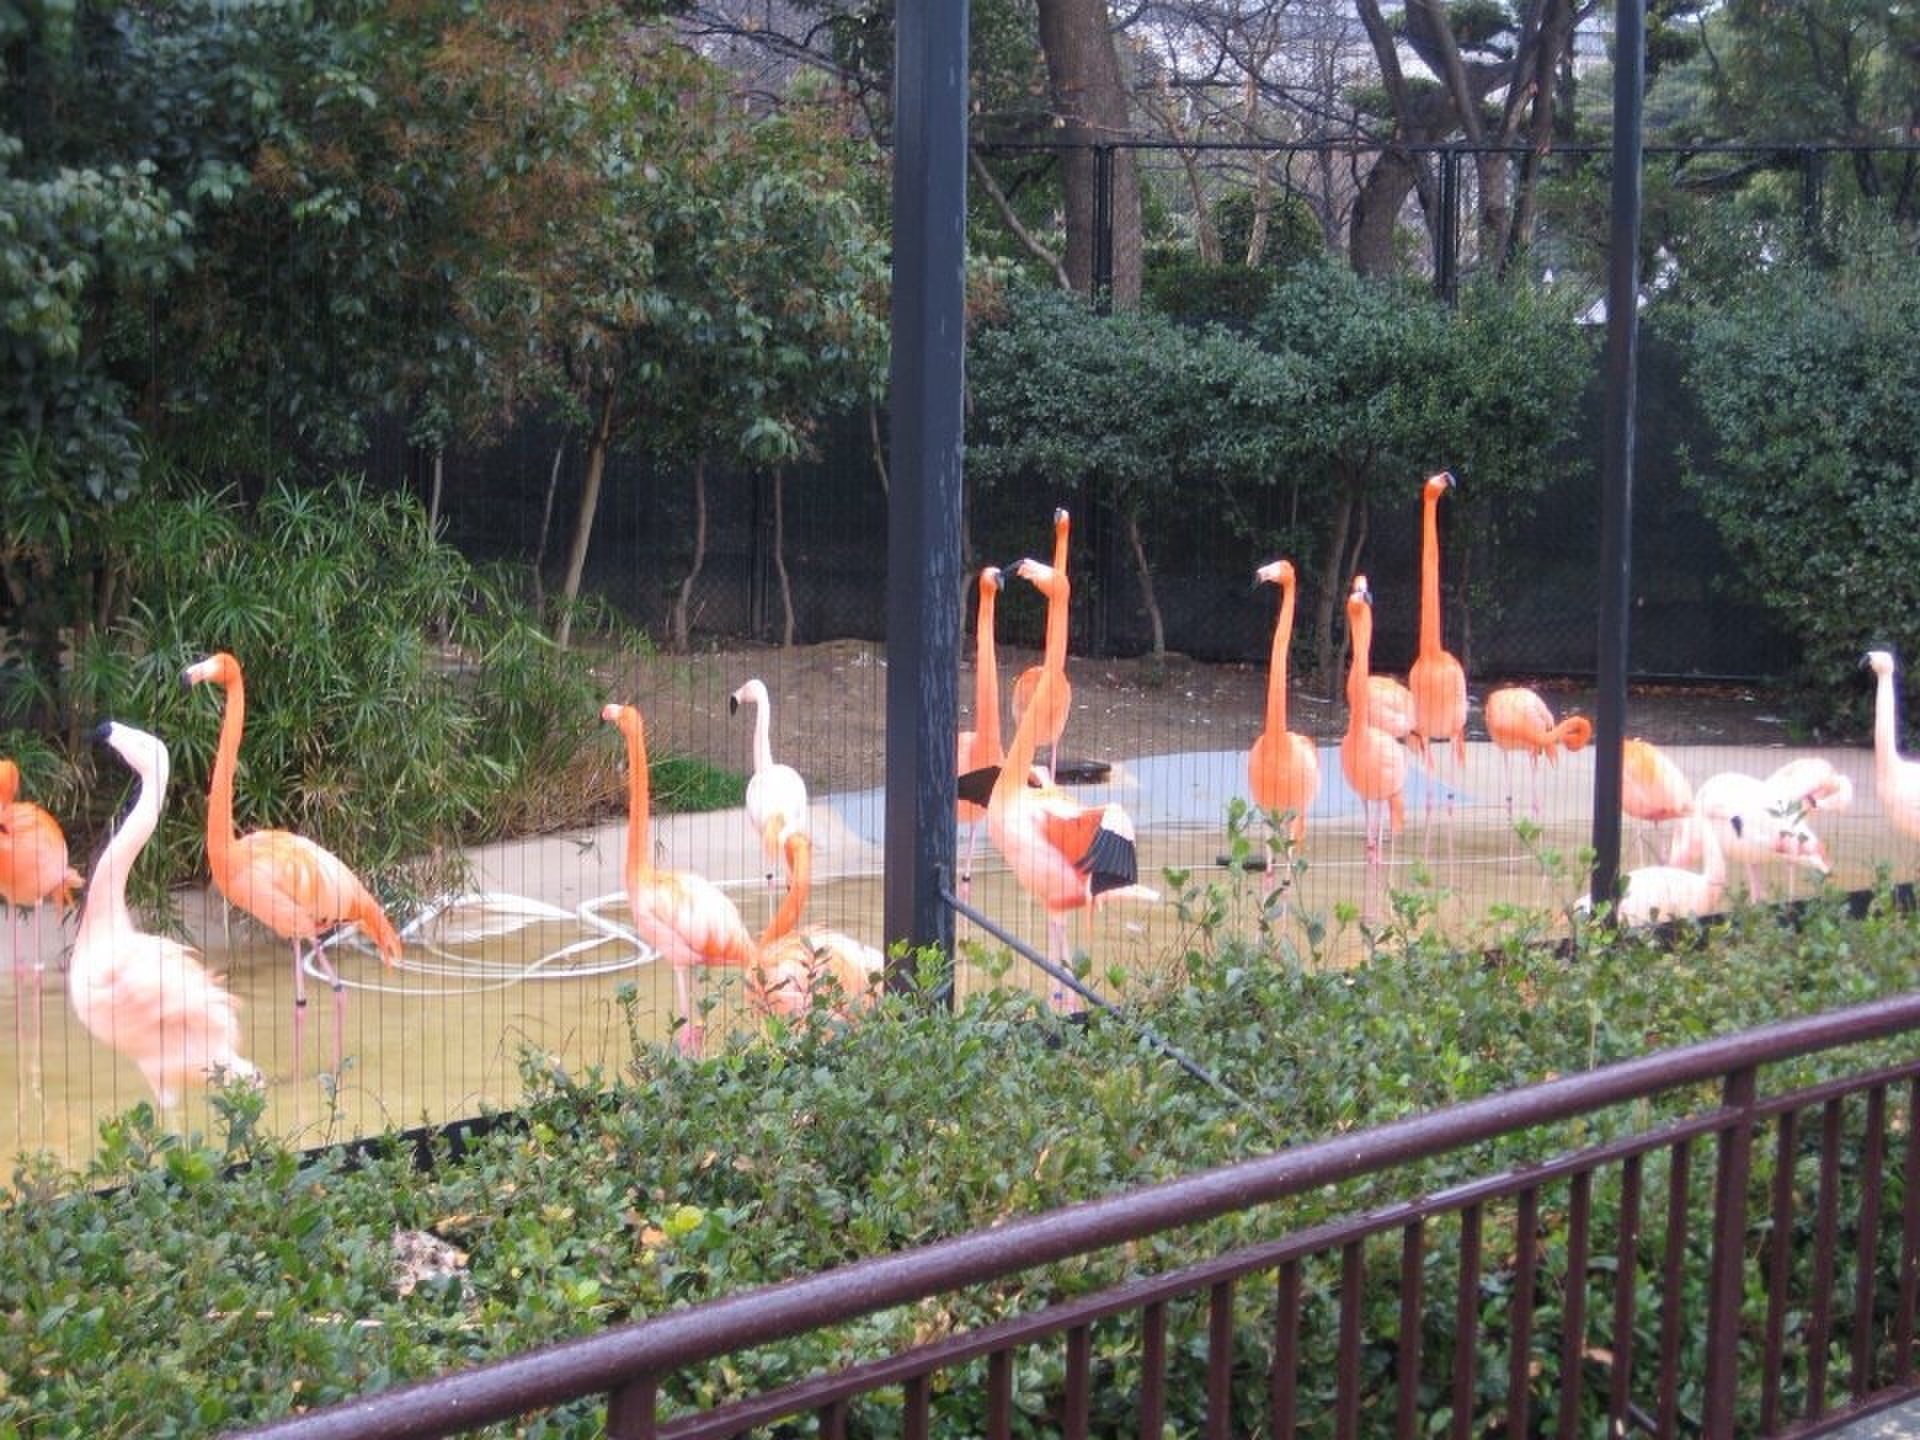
[
  {"left": 607, "top": 1376, "right": 657, "bottom": 1440},
  {"left": 1208, "top": 1280, "right": 1234, "bottom": 1440},
  {"left": 1900, "top": 1078, "right": 1920, "bottom": 1383},
  {"left": 904, "top": 1374, "right": 931, "bottom": 1440},
  {"left": 1272, "top": 1261, "right": 1301, "bottom": 1440},
  {"left": 1338, "top": 1241, "right": 1364, "bottom": 1440},
  {"left": 1065, "top": 1325, "right": 1091, "bottom": 1440},
  {"left": 818, "top": 1397, "right": 848, "bottom": 1440},
  {"left": 1142, "top": 1301, "right": 1167, "bottom": 1440},
  {"left": 1851, "top": 1084, "right": 1888, "bottom": 1398},
  {"left": 1702, "top": 1065, "right": 1758, "bottom": 1440},
  {"left": 1761, "top": 1111, "right": 1798, "bottom": 1434},
  {"left": 1607, "top": 1155, "right": 1643, "bottom": 1438},
  {"left": 1807, "top": 1097, "right": 1845, "bottom": 1420},
  {"left": 1400, "top": 1220, "right": 1427, "bottom": 1440},
  {"left": 1656, "top": 1141, "right": 1692, "bottom": 1439},
  {"left": 1451, "top": 1203, "right": 1483, "bottom": 1440},
  {"left": 986, "top": 1350, "right": 1011, "bottom": 1440},
  {"left": 1556, "top": 1170, "right": 1594, "bottom": 1440},
  {"left": 1507, "top": 1190, "right": 1539, "bottom": 1440}
]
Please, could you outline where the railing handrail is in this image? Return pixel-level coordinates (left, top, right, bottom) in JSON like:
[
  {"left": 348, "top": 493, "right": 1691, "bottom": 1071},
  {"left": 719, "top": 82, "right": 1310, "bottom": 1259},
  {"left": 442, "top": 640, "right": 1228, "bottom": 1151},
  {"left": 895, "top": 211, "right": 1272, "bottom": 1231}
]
[{"left": 235, "top": 989, "right": 1920, "bottom": 1439}]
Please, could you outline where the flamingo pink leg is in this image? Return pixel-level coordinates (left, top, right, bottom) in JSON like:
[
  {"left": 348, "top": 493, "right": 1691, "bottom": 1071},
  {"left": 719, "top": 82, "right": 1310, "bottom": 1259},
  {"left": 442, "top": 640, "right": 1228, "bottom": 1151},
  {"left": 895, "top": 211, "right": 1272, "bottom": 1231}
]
[
  {"left": 672, "top": 962, "right": 702, "bottom": 1057},
  {"left": 290, "top": 938, "right": 309, "bottom": 1080},
  {"left": 1046, "top": 914, "right": 1078, "bottom": 1015}
]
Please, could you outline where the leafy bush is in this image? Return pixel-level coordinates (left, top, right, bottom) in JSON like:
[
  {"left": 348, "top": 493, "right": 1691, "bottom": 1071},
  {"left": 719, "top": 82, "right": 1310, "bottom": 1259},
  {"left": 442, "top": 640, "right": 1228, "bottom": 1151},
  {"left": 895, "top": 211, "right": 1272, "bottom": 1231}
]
[
  {"left": 2, "top": 881, "right": 1917, "bottom": 1434},
  {"left": 1683, "top": 231, "right": 1920, "bottom": 721}
]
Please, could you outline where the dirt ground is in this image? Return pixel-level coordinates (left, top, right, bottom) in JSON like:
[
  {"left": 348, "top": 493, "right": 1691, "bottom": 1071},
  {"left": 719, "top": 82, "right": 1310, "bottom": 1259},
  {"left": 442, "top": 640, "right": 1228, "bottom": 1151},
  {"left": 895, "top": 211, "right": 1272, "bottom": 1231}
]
[{"left": 618, "top": 639, "right": 1801, "bottom": 795}]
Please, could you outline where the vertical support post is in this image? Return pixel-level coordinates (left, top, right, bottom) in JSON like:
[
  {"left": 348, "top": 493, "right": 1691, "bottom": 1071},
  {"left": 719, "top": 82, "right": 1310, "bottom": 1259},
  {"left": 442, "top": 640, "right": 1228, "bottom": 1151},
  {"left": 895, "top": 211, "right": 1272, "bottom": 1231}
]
[
  {"left": 883, "top": 0, "right": 967, "bottom": 981},
  {"left": 1436, "top": 147, "right": 1460, "bottom": 305},
  {"left": 1587, "top": 0, "right": 1645, "bottom": 908},
  {"left": 1093, "top": 145, "right": 1115, "bottom": 313},
  {"left": 1800, "top": 148, "right": 1826, "bottom": 255},
  {"left": 1702, "top": 1066, "right": 1757, "bottom": 1439}
]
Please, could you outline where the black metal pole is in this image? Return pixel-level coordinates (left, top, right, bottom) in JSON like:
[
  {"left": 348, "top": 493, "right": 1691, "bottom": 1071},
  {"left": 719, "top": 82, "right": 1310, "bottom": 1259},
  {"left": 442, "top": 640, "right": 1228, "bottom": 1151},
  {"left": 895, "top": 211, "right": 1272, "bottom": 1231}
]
[
  {"left": 1589, "top": 0, "right": 1646, "bottom": 909},
  {"left": 1092, "top": 145, "right": 1115, "bottom": 314},
  {"left": 1436, "top": 147, "right": 1459, "bottom": 305},
  {"left": 883, "top": 0, "right": 967, "bottom": 980}
]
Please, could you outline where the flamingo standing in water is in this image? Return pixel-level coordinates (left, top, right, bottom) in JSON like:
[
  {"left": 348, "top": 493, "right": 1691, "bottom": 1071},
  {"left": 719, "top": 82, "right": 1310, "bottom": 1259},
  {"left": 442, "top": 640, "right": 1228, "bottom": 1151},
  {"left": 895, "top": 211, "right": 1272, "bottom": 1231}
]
[
  {"left": 605, "top": 702, "right": 757, "bottom": 1056},
  {"left": 1011, "top": 509, "right": 1073, "bottom": 781},
  {"left": 1865, "top": 650, "right": 1920, "bottom": 845},
  {"left": 182, "top": 652, "right": 402, "bottom": 1077},
  {"left": 956, "top": 566, "right": 1006, "bottom": 902},
  {"left": 70, "top": 722, "right": 257, "bottom": 1111},
  {"left": 0, "top": 757, "right": 81, "bottom": 1091},
  {"left": 1247, "top": 559, "right": 1319, "bottom": 849},
  {"left": 1484, "top": 687, "right": 1592, "bottom": 820},
  {"left": 1409, "top": 472, "right": 1469, "bottom": 782},
  {"left": 1340, "top": 577, "right": 1407, "bottom": 873},
  {"left": 1622, "top": 737, "right": 1694, "bottom": 858},
  {"left": 729, "top": 678, "right": 811, "bottom": 929}
]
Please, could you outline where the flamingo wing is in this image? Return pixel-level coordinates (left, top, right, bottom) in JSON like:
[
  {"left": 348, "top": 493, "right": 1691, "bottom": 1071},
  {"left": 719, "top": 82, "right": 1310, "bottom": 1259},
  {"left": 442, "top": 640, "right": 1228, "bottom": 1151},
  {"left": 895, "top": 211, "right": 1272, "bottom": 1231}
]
[{"left": 628, "top": 870, "right": 756, "bottom": 971}]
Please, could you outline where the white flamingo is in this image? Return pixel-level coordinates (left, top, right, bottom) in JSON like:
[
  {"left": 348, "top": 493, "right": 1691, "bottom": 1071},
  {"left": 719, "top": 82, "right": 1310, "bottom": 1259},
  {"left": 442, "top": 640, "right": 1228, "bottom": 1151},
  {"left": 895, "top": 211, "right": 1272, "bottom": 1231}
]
[
  {"left": 729, "top": 678, "right": 812, "bottom": 925},
  {"left": 1865, "top": 650, "right": 1920, "bottom": 848}
]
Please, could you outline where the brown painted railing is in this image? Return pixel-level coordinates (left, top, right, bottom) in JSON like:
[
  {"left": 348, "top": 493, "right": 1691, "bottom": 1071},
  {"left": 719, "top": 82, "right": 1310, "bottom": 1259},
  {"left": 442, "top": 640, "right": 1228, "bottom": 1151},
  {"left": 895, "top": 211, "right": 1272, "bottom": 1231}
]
[{"left": 236, "top": 992, "right": 1920, "bottom": 1440}]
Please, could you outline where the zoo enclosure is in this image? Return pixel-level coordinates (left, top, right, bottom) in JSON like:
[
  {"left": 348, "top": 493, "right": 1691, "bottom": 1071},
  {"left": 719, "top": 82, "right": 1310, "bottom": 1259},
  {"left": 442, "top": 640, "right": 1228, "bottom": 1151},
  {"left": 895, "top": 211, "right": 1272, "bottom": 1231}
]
[{"left": 243, "top": 988, "right": 1920, "bottom": 1438}]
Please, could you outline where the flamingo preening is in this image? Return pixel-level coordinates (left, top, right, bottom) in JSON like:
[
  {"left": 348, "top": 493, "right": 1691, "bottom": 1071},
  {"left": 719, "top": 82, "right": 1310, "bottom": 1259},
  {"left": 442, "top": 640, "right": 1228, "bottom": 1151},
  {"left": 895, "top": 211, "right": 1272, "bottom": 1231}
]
[
  {"left": 1409, "top": 471, "right": 1469, "bottom": 779},
  {"left": 1011, "top": 508, "right": 1073, "bottom": 782},
  {"left": 1622, "top": 737, "right": 1694, "bottom": 858},
  {"left": 746, "top": 929, "right": 882, "bottom": 1022},
  {"left": 729, "top": 678, "right": 811, "bottom": 930},
  {"left": 604, "top": 701, "right": 757, "bottom": 1056},
  {"left": 0, "top": 757, "right": 80, "bottom": 1093},
  {"left": 956, "top": 566, "right": 1006, "bottom": 902},
  {"left": 1484, "top": 686, "right": 1592, "bottom": 820},
  {"left": 70, "top": 723, "right": 257, "bottom": 1111},
  {"left": 1340, "top": 576, "right": 1407, "bottom": 875},
  {"left": 1865, "top": 650, "right": 1920, "bottom": 848},
  {"left": 1247, "top": 559, "right": 1319, "bottom": 850},
  {"left": 182, "top": 652, "right": 402, "bottom": 1078},
  {"left": 1669, "top": 770, "right": 1830, "bottom": 899}
]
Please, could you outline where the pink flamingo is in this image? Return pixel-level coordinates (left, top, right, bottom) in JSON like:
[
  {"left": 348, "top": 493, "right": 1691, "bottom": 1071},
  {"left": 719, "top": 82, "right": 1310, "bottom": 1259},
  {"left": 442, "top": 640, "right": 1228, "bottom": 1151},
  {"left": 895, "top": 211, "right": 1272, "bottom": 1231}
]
[
  {"left": 1409, "top": 472, "right": 1469, "bottom": 774},
  {"left": 1351, "top": 574, "right": 1416, "bottom": 742},
  {"left": 746, "top": 930, "right": 882, "bottom": 1021},
  {"left": 1583, "top": 811, "right": 1735, "bottom": 925},
  {"left": 183, "top": 652, "right": 402, "bottom": 1077},
  {"left": 0, "top": 756, "right": 80, "bottom": 1089},
  {"left": 1622, "top": 737, "right": 1694, "bottom": 858},
  {"left": 1484, "top": 686, "right": 1592, "bottom": 819},
  {"left": 1669, "top": 770, "right": 1831, "bottom": 899},
  {"left": 729, "top": 678, "right": 811, "bottom": 927},
  {"left": 1340, "top": 576, "right": 1407, "bottom": 873},
  {"left": 69, "top": 723, "right": 257, "bottom": 1111},
  {"left": 956, "top": 565, "right": 1005, "bottom": 901},
  {"left": 1247, "top": 559, "right": 1319, "bottom": 849},
  {"left": 605, "top": 702, "right": 757, "bottom": 1056},
  {"left": 1010, "top": 509, "right": 1073, "bottom": 781},
  {"left": 1866, "top": 650, "right": 1920, "bottom": 846}
]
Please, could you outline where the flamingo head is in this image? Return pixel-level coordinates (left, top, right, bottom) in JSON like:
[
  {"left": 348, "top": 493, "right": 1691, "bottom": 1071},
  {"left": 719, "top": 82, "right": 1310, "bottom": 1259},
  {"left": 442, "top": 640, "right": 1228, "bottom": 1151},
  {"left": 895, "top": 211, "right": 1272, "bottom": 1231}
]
[
  {"left": 93, "top": 720, "right": 170, "bottom": 790},
  {"left": 181, "top": 651, "right": 241, "bottom": 690},
  {"left": 1051, "top": 506, "right": 1070, "bottom": 532},
  {"left": 728, "top": 678, "right": 768, "bottom": 716},
  {"left": 601, "top": 702, "right": 641, "bottom": 739},
  {"left": 0, "top": 759, "right": 16, "bottom": 805},
  {"left": 1255, "top": 558, "right": 1295, "bottom": 590},
  {"left": 1865, "top": 649, "right": 1896, "bottom": 679},
  {"left": 1425, "top": 471, "right": 1456, "bottom": 500},
  {"left": 1349, "top": 574, "right": 1373, "bottom": 605},
  {"left": 979, "top": 565, "right": 1002, "bottom": 596},
  {"left": 1014, "top": 557, "right": 1066, "bottom": 601},
  {"left": 1560, "top": 716, "right": 1595, "bottom": 752}
]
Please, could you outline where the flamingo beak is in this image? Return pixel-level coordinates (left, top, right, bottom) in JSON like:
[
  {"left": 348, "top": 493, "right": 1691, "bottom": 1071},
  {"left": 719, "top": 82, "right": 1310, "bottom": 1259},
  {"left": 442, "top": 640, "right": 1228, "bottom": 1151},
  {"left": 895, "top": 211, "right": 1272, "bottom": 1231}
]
[
  {"left": 728, "top": 695, "right": 741, "bottom": 716},
  {"left": 90, "top": 720, "right": 114, "bottom": 747}
]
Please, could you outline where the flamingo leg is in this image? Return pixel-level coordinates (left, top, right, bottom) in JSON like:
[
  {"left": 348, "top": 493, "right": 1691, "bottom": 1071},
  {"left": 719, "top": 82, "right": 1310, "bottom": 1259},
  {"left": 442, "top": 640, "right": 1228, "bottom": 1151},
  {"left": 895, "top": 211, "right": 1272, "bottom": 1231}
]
[
  {"left": 290, "top": 937, "right": 308, "bottom": 1080},
  {"left": 1046, "top": 914, "right": 1078, "bottom": 1015},
  {"left": 28, "top": 905, "right": 43, "bottom": 1099},
  {"left": 672, "top": 962, "right": 702, "bottom": 1057},
  {"left": 959, "top": 822, "right": 980, "bottom": 905}
]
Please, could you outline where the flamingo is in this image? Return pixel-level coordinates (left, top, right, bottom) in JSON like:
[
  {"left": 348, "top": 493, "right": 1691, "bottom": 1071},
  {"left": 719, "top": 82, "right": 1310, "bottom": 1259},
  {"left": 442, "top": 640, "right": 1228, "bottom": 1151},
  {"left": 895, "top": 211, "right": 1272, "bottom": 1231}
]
[
  {"left": 70, "top": 722, "right": 258, "bottom": 1111},
  {"left": 182, "top": 652, "right": 402, "bottom": 1077},
  {"left": 956, "top": 566, "right": 1006, "bottom": 902},
  {"left": 1668, "top": 771, "right": 1831, "bottom": 899},
  {"left": 1351, "top": 574, "right": 1416, "bottom": 742},
  {"left": 729, "top": 678, "right": 811, "bottom": 927},
  {"left": 1622, "top": 737, "right": 1694, "bottom": 858},
  {"left": 1340, "top": 576, "right": 1407, "bottom": 872},
  {"left": 1484, "top": 686, "right": 1593, "bottom": 820},
  {"left": 1247, "top": 559, "right": 1320, "bottom": 849},
  {"left": 1582, "top": 811, "right": 1736, "bottom": 925},
  {"left": 604, "top": 701, "right": 757, "bottom": 1056},
  {"left": 746, "top": 929, "right": 882, "bottom": 1022},
  {"left": 1011, "top": 508, "right": 1073, "bottom": 781},
  {"left": 0, "top": 757, "right": 81, "bottom": 1092},
  {"left": 1864, "top": 650, "right": 1920, "bottom": 845},
  {"left": 1409, "top": 471, "right": 1469, "bottom": 776},
  {"left": 1764, "top": 757, "right": 1855, "bottom": 816},
  {"left": 976, "top": 556, "right": 1156, "bottom": 1012}
]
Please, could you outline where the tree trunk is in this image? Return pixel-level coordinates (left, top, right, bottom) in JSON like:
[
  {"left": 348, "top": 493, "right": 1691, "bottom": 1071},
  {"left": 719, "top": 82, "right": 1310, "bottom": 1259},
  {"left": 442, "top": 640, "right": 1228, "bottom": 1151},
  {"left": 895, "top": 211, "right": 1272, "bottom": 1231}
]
[
  {"left": 554, "top": 389, "right": 615, "bottom": 651},
  {"left": 1349, "top": 150, "right": 1422, "bottom": 277},
  {"left": 1121, "top": 509, "right": 1165, "bottom": 658},
  {"left": 771, "top": 468, "right": 795, "bottom": 648},
  {"left": 1035, "top": 0, "right": 1143, "bottom": 306},
  {"left": 671, "top": 456, "right": 707, "bottom": 653},
  {"left": 530, "top": 438, "right": 565, "bottom": 612},
  {"left": 1313, "top": 477, "right": 1358, "bottom": 682}
]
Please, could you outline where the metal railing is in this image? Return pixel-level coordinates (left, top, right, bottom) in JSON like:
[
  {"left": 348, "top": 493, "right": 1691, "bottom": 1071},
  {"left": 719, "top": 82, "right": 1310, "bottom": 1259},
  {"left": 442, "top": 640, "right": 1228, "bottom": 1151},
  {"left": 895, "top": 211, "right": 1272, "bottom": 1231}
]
[{"left": 238, "top": 990, "right": 1920, "bottom": 1439}]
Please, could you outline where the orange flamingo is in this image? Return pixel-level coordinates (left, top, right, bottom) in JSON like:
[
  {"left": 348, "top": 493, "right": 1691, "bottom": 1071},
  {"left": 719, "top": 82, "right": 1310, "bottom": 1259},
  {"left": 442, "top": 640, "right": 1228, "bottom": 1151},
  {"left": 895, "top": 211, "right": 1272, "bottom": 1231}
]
[
  {"left": 1409, "top": 472, "right": 1468, "bottom": 772},
  {"left": 956, "top": 565, "right": 1005, "bottom": 900},
  {"left": 1011, "top": 508, "right": 1073, "bottom": 780},
  {"left": 1247, "top": 559, "right": 1319, "bottom": 848},
  {"left": 1622, "top": 737, "right": 1694, "bottom": 857},
  {"left": 70, "top": 723, "right": 257, "bottom": 1110},
  {"left": 1484, "top": 686, "right": 1593, "bottom": 819},
  {"left": 729, "top": 678, "right": 811, "bottom": 927},
  {"left": 0, "top": 757, "right": 80, "bottom": 1092},
  {"left": 977, "top": 556, "right": 1155, "bottom": 1011},
  {"left": 604, "top": 701, "right": 757, "bottom": 1056},
  {"left": 746, "top": 929, "right": 881, "bottom": 1021},
  {"left": 1351, "top": 574, "right": 1416, "bottom": 741},
  {"left": 1866, "top": 650, "right": 1920, "bottom": 845},
  {"left": 182, "top": 652, "right": 402, "bottom": 1077},
  {"left": 1340, "top": 576, "right": 1407, "bottom": 870}
]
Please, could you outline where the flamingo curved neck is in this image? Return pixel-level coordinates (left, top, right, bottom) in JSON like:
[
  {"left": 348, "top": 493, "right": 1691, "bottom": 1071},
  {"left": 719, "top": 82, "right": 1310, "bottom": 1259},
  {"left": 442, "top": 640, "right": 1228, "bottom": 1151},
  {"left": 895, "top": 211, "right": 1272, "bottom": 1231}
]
[
  {"left": 80, "top": 753, "right": 163, "bottom": 944},
  {"left": 996, "top": 664, "right": 1056, "bottom": 807},
  {"left": 622, "top": 723, "right": 653, "bottom": 879},
  {"left": 746, "top": 695, "right": 774, "bottom": 775},
  {"left": 975, "top": 588, "right": 1001, "bottom": 756},
  {"left": 1419, "top": 491, "right": 1443, "bottom": 655},
  {"left": 1876, "top": 670, "right": 1903, "bottom": 782},
  {"left": 1041, "top": 580, "right": 1069, "bottom": 676},
  {"left": 0, "top": 761, "right": 16, "bottom": 805},
  {"left": 1345, "top": 605, "right": 1372, "bottom": 726},
  {"left": 205, "top": 672, "right": 246, "bottom": 875},
  {"left": 1265, "top": 581, "right": 1294, "bottom": 736}
]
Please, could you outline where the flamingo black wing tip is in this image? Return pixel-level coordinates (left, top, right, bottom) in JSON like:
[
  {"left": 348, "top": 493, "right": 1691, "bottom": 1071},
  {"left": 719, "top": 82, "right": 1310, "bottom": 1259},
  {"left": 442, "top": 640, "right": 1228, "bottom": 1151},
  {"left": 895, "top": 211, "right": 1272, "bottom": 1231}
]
[
  {"left": 956, "top": 765, "right": 1000, "bottom": 808},
  {"left": 1080, "top": 829, "right": 1139, "bottom": 893}
]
